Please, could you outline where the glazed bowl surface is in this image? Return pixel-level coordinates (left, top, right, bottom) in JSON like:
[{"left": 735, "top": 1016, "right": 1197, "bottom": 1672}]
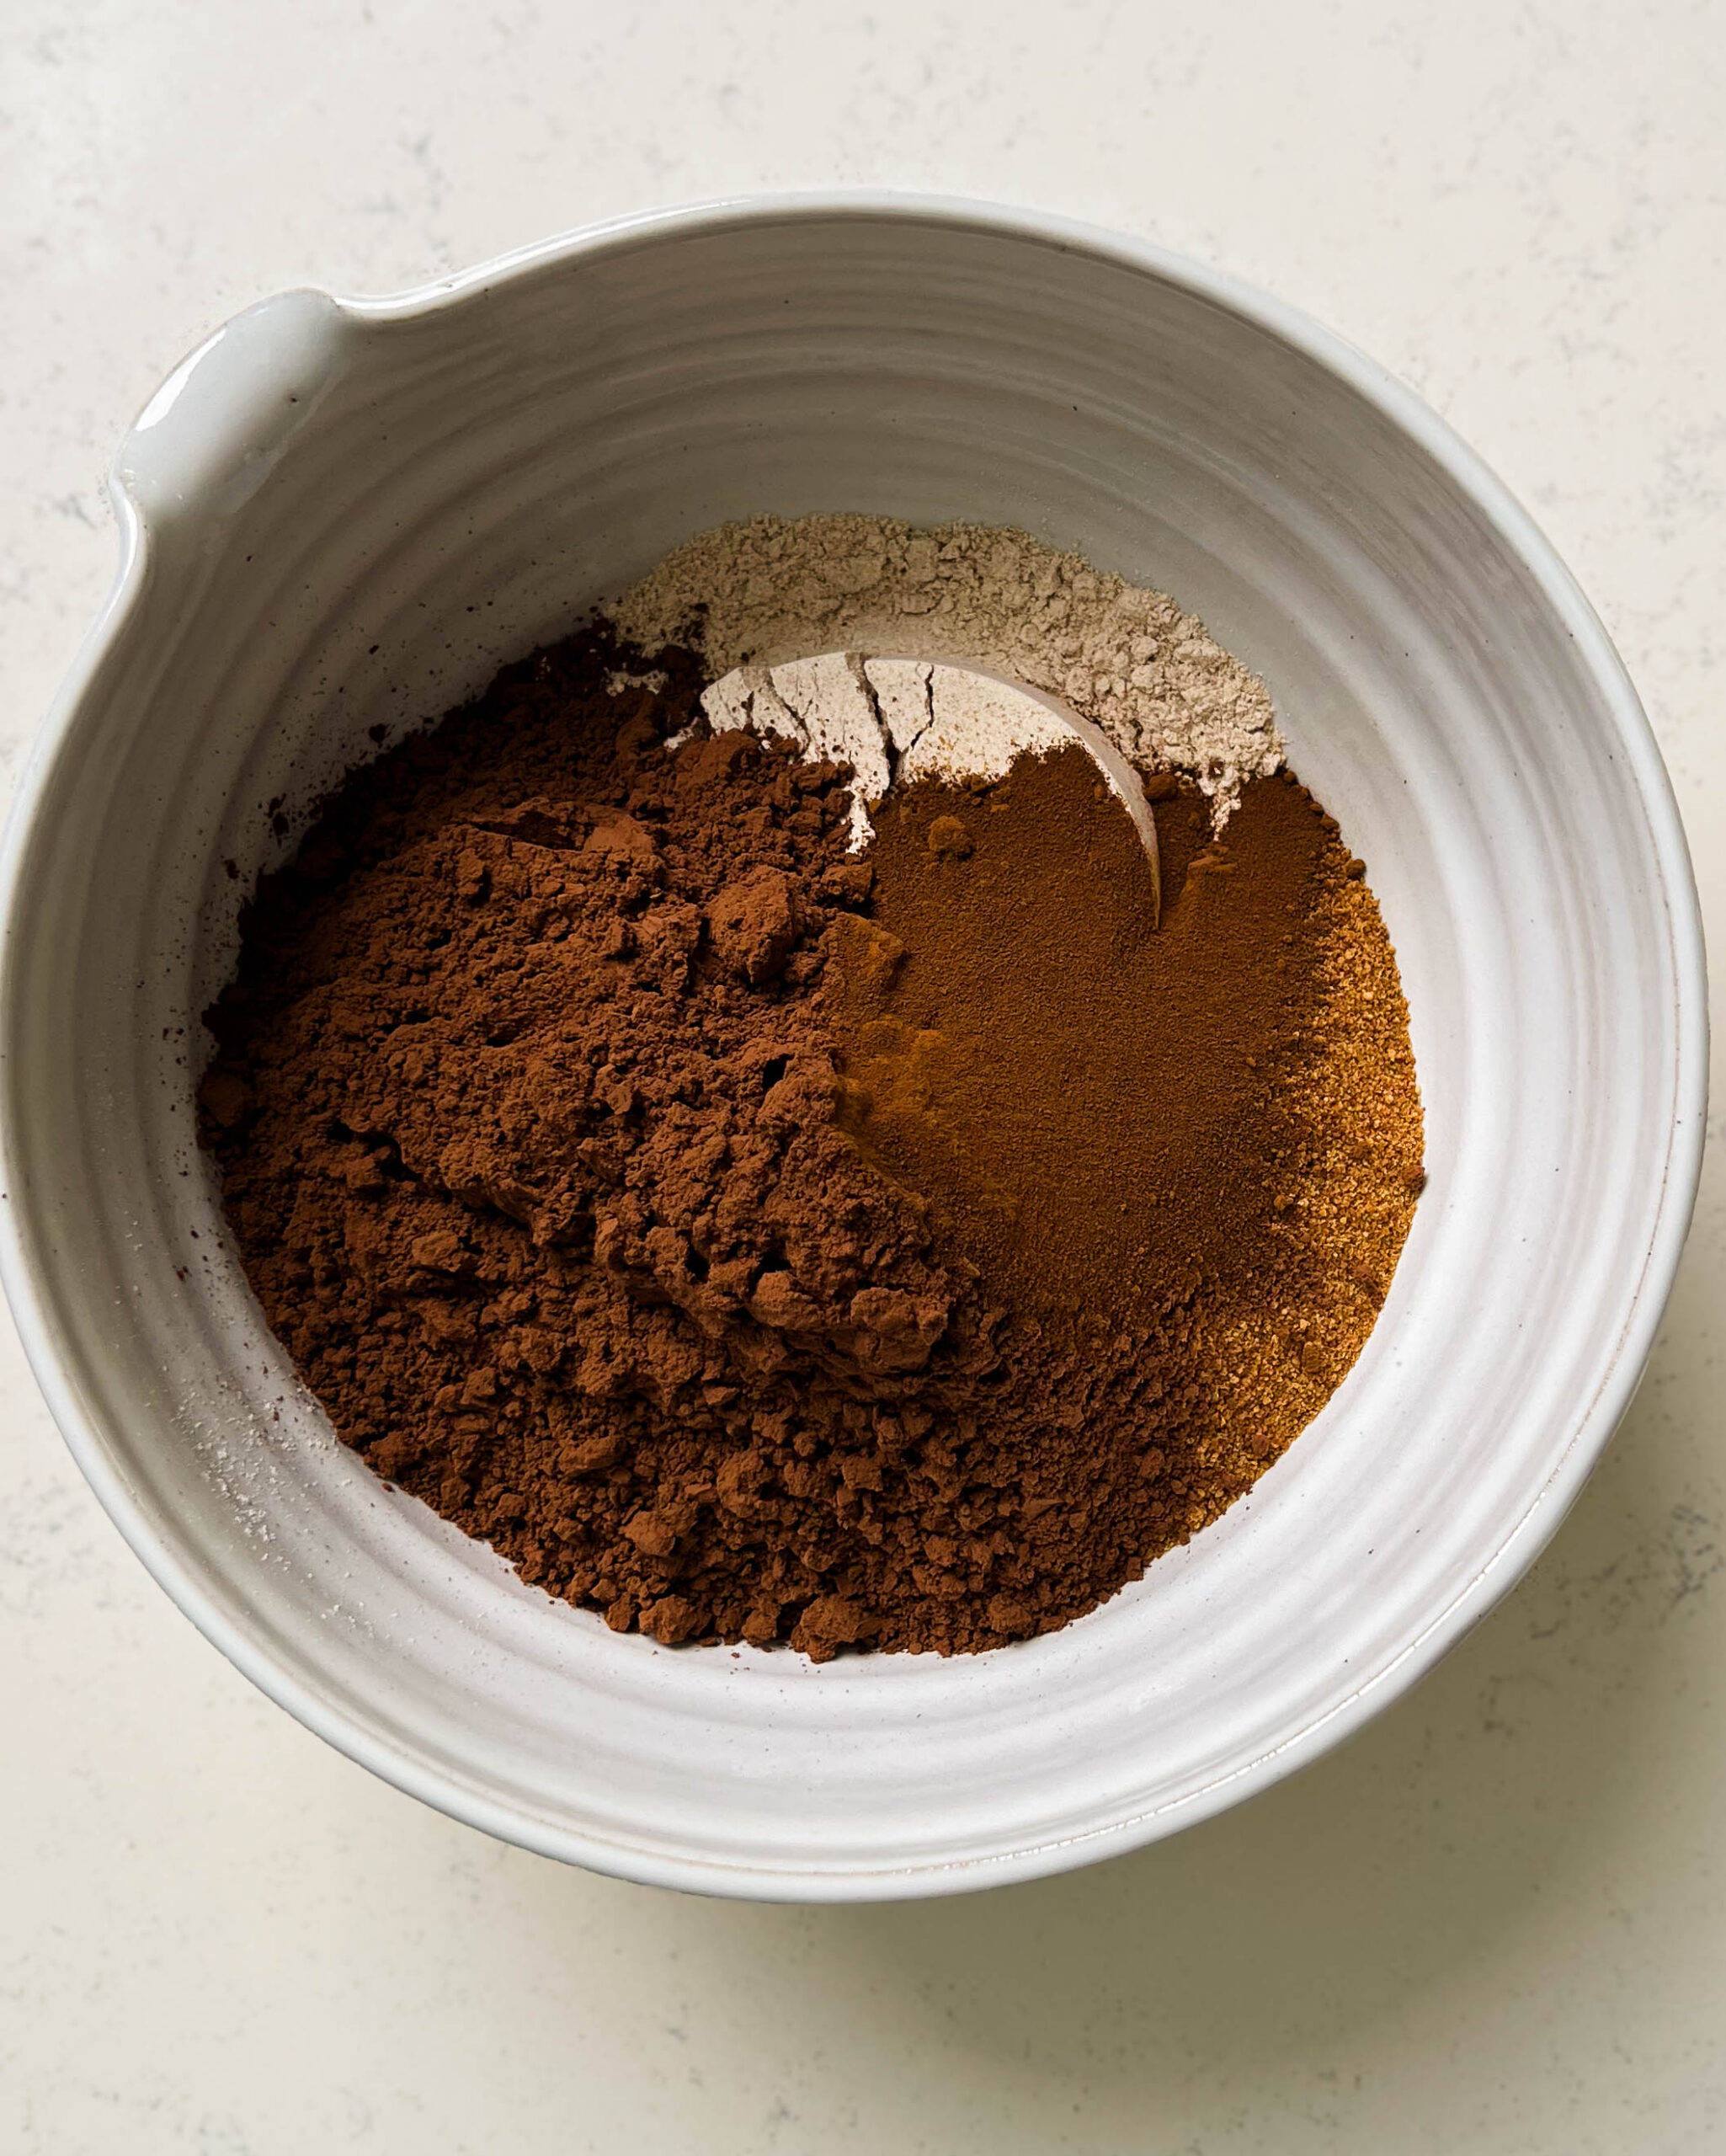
[{"left": 0, "top": 196, "right": 1703, "bottom": 1898}]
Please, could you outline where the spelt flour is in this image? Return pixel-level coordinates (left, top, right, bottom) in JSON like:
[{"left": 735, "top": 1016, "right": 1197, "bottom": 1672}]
[{"left": 610, "top": 513, "right": 1282, "bottom": 821}]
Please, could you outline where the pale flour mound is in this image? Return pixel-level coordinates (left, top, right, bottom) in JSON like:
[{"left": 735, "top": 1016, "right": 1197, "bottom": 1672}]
[
  {"left": 608, "top": 512, "right": 1282, "bottom": 821},
  {"left": 697, "top": 654, "right": 1084, "bottom": 850}
]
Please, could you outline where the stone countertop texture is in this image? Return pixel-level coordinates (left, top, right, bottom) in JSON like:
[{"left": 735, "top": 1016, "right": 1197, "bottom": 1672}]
[{"left": 3, "top": 3, "right": 1724, "bottom": 2149}]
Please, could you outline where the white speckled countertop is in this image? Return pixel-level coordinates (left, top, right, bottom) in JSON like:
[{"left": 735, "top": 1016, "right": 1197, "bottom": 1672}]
[{"left": 5, "top": 4, "right": 1725, "bottom": 2148}]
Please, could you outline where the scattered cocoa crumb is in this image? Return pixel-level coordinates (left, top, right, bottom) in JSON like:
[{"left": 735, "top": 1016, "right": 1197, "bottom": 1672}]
[{"left": 925, "top": 815, "right": 972, "bottom": 860}]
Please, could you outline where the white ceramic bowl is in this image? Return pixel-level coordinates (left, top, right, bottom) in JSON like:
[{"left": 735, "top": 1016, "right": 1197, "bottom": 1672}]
[{"left": 1, "top": 197, "right": 1704, "bottom": 1900}]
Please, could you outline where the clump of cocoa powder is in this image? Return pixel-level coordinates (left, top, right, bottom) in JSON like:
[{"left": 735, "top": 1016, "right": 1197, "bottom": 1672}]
[{"left": 201, "top": 618, "right": 1422, "bottom": 1659}]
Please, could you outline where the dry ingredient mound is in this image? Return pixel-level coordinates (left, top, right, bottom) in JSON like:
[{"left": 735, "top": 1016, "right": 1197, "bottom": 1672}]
[
  {"left": 610, "top": 513, "right": 1282, "bottom": 822},
  {"left": 200, "top": 620, "right": 1421, "bottom": 1664}
]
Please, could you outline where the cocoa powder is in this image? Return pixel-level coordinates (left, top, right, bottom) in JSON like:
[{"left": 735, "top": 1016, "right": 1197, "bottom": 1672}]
[{"left": 201, "top": 618, "right": 1422, "bottom": 1658}]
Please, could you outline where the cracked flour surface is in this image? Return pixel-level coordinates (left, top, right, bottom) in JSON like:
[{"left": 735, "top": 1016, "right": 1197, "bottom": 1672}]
[
  {"left": 609, "top": 510, "right": 1283, "bottom": 824},
  {"left": 695, "top": 653, "right": 1073, "bottom": 849}
]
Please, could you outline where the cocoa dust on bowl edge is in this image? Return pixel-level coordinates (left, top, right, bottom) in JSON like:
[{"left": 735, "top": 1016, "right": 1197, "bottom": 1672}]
[{"left": 197, "top": 513, "right": 1425, "bottom": 1663}]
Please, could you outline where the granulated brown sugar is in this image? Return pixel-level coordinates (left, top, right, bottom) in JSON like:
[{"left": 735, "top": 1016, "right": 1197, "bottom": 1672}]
[{"left": 201, "top": 618, "right": 1422, "bottom": 1659}]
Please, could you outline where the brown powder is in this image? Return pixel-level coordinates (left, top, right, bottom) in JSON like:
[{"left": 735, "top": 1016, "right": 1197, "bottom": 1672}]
[
  {"left": 837, "top": 755, "right": 1335, "bottom": 1328},
  {"left": 200, "top": 619, "right": 1422, "bottom": 1660}
]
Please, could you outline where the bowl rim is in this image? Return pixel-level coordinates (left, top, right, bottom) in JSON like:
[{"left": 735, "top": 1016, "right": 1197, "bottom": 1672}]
[{"left": 0, "top": 189, "right": 1707, "bottom": 1901}]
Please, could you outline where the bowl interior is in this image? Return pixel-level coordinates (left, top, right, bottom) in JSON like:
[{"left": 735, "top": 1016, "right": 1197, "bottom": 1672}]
[{"left": 2, "top": 205, "right": 1697, "bottom": 1896}]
